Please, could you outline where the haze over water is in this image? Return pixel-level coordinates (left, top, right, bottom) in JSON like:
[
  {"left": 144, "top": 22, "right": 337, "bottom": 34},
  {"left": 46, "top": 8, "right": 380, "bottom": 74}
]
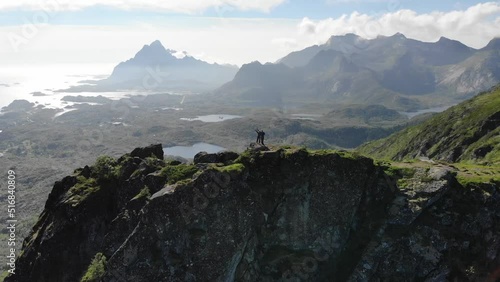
[{"left": 0, "top": 64, "right": 115, "bottom": 110}]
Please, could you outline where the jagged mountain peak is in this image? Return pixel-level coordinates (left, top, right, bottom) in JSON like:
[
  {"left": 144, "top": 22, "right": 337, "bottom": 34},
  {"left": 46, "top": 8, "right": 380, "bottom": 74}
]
[
  {"left": 372, "top": 32, "right": 408, "bottom": 43},
  {"left": 149, "top": 39, "right": 163, "bottom": 47},
  {"left": 237, "top": 60, "right": 291, "bottom": 72},
  {"left": 437, "top": 36, "right": 451, "bottom": 42},
  {"left": 132, "top": 40, "right": 173, "bottom": 63},
  {"left": 139, "top": 40, "right": 169, "bottom": 53},
  {"left": 435, "top": 36, "right": 471, "bottom": 50},
  {"left": 102, "top": 39, "right": 238, "bottom": 91},
  {"left": 392, "top": 32, "right": 407, "bottom": 39},
  {"left": 326, "top": 33, "right": 361, "bottom": 42},
  {"left": 246, "top": 60, "right": 263, "bottom": 66},
  {"left": 133, "top": 40, "right": 195, "bottom": 63},
  {"left": 227, "top": 31, "right": 499, "bottom": 109},
  {"left": 484, "top": 37, "right": 500, "bottom": 50},
  {"left": 325, "top": 33, "right": 365, "bottom": 48}
]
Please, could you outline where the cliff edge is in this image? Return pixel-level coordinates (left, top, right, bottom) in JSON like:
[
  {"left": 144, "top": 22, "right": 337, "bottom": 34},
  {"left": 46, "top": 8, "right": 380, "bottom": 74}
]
[{"left": 6, "top": 145, "right": 500, "bottom": 281}]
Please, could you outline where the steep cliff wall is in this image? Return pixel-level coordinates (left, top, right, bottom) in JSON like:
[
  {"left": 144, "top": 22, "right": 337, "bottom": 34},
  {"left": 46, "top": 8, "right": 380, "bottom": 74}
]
[{"left": 6, "top": 145, "right": 500, "bottom": 281}]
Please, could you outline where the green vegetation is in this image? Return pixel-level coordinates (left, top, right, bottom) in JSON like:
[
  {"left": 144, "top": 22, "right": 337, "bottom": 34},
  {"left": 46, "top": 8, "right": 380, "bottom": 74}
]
[
  {"left": 359, "top": 85, "right": 500, "bottom": 164},
  {"left": 113, "top": 154, "right": 132, "bottom": 177},
  {"left": 92, "top": 155, "right": 118, "bottom": 181},
  {"left": 306, "top": 148, "right": 332, "bottom": 156},
  {"left": 283, "top": 147, "right": 307, "bottom": 156},
  {"left": 379, "top": 160, "right": 500, "bottom": 189},
  {"left": 66, "top": 176, "right": 100, "bottom": 207},
  {"left": 235, "top": 149, "right": 261, "bottom": 163},
  {"left": 160, "top": 164, "right": 198, "bottom": 184},
  {"left": 382, "top": 164, "right": 417, "bottom": 189},
  {"left": 0, "top": 270, "right": 9, "bottom": 281},
  {"left": 132, "top": 186, "right": 151, "bottom": 200},
  {"left": 144, "top": 156, "right": 165, "bottom": 170},
  {"left": 384, "top": 166, "right": 416, "bottom": 179},
  {"left": 215, "top": 163, "right": 245, "bottom": 174},
  {"left": 336, "top": 150, "right": 363, "bottom": 160},
  {"left": 80, "top": 253, "right": 107, "bottom": 282},
  {"left": 307, "top": 148, "right": 363, "bottom": 161},
  {"left": 454, "top": 163, "right": 500, "bottom": 187}
]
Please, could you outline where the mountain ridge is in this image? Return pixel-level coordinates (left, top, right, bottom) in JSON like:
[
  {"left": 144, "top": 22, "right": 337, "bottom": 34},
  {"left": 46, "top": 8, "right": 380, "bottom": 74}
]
[
  {"left": 6, "top": 144, "right": 500, "bottom": 281},
  {"left": 61, "top": 40, "right": 239, "bottom": 93},
  {"left": 216, "top": 33, "right": 500, "bottom": 110},
  {"left": 358, "top": 84, "right": 500, "bottom": 164}
]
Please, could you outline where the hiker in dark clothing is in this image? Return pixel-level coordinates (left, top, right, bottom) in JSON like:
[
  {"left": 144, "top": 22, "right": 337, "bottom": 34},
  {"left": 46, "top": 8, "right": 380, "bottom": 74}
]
[
  {"left": 255, "top": 129, "right": 266, "bottom": 145},
  {"left": 255, "top": 129, "right": 261, "bottom": 144}
]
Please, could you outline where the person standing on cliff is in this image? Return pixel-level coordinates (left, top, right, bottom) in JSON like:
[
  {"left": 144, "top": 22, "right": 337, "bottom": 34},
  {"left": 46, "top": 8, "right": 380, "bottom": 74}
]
[
  {"left": 255, "top": 129, "right": 261, "bottom": 143},
  {"left": 254, "top": 129, "right": 265, "bottom": 145}
]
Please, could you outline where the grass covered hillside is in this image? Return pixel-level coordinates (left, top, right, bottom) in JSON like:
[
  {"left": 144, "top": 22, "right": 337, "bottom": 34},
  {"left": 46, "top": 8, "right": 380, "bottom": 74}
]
[{"left": 358, "top": 84, "right": 500, "bottom": 164}]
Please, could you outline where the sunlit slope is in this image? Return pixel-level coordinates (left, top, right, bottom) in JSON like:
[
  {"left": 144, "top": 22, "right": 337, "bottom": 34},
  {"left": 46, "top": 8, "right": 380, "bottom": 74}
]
[{"left": 358, "top": 85, "right": 500, "bottom": 164}]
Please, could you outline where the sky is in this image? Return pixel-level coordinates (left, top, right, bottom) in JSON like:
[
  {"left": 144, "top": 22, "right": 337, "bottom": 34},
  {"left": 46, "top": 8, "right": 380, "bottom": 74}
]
[{"left": 0, "top": 0, "right": 499, "bottom": 68}]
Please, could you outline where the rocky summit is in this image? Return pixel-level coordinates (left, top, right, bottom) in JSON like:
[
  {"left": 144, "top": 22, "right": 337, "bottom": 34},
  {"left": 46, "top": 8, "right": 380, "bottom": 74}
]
[{"left": 6, "top": 145, "right": 500, "bottom": 281}]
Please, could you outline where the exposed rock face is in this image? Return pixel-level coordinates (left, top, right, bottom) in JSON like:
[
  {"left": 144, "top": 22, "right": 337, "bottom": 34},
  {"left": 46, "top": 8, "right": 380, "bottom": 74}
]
[
  {"left": 350, "top": 167, "right": 500, "bottom": 281},
  {"left": 247, "top": 142, "right": 270, "bottom": 151},
  {"left": 193, "top": 151, "right": 239, "bottom": 165},
  {"left": 6, "top": 146, "right": 500, "bottom": 281},
  {"left": 130, "top": 143, "right": 164, "bottom": 160}
]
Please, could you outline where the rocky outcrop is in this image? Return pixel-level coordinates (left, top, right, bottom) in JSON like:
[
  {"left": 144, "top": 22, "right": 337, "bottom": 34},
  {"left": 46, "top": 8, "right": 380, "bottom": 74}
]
[
  {"left": 6, "top": 145, "right": 500, "bottom": 282},
  {"left": 130, "top": 143, "right": 164, "bottom": 160},
  {"left": 193, "top": 151, "right": 239, "bottom": 165},
  {"left": 350, "top": 166, "right": 500, "bottom": 281}
]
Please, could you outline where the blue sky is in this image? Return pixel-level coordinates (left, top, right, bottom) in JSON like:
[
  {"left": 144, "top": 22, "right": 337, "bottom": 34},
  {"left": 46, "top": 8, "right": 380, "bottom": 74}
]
[
  {"left": 0, "top": 1, "right": 499, "bottom": 66},
  {"left": 0, "top": 0, "right": 490, "bottom": 25}
]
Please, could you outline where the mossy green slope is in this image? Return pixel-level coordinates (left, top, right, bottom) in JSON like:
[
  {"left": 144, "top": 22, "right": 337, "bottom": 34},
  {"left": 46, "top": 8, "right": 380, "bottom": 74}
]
[{"left": 358, "top": 85, "right": 500, "bottom": 164}]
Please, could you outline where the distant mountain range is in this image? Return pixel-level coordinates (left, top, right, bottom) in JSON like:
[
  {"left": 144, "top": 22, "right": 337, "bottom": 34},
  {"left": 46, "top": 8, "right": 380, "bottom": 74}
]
[
  {"left": 62, "top": 40, "right": 238, "bottom": 93},
  {"left": 60, "top": 34, "right": 500, "bottom": 110},
  {"left": 215, "top": 33, "right": 500, "bottom": 110}
]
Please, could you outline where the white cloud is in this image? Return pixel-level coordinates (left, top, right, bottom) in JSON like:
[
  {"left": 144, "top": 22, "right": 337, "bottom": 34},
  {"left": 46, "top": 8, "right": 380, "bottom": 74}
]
[
  {"left": 0, "top": 18, "right": 300, "bottom": 66},
  {"left": 1, "top": 2, "right": 499, "bottom": 68},
  {"left": 326, "top": 0, "right": 399, "bottom": 3},
  {"left": 297, "top": 2, "right": 500, "bottom": 49},
  {"left": 298, "top": 17, "right": 317, "bottom": 35},
  {"left": 272, "top": 38, "right": 298, "bottom": 48},
  {"left": 0, "top": 0, "right": 286, "bottom": 13},
  {"left": 171, "top": 50, "right": 188, "bottom": 59}
]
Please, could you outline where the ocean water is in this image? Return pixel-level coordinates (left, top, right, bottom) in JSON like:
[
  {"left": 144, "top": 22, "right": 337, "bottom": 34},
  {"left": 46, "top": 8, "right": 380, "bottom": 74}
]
[{"left": 0, "top": 64, "right": 123, "bottom": 110}]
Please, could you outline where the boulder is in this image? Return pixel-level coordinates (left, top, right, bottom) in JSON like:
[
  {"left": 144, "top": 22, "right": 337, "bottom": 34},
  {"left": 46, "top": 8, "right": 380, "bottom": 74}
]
[
  {"left": 194, "top": 151, "right": 239, "bottom": 164},
  {"left": 130, "top": 144, "right": 164, "bottom": 160},
  {"left": 247, "top": 142, "right": 269, "bottom": 151},
  {"left": 80, "top": 165, "right": 92, "bottom": 178}
]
